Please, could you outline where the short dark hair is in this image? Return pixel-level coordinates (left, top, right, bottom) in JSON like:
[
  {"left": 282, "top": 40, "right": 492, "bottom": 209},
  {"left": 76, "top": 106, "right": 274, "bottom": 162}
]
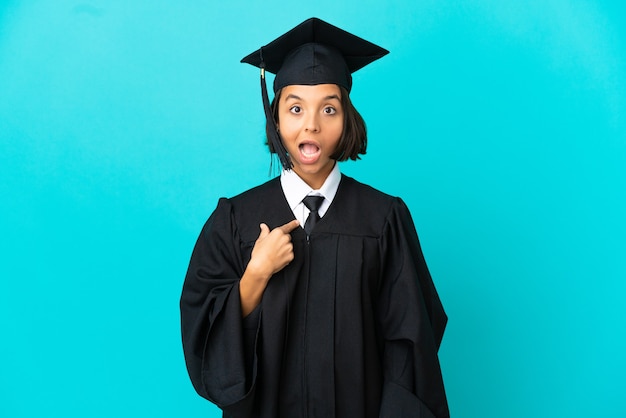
[{"left": 269, "top": 86, "right": 367, "bottom": 161}]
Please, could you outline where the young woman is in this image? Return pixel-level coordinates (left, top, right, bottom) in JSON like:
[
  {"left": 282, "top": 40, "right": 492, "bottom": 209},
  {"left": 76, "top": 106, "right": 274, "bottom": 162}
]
[{"left": 181, "top": 18, "right": 449, "bottom": 418}]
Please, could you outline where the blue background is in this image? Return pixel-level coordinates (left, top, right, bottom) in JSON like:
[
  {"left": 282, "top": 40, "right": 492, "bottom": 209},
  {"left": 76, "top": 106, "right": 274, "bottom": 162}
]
[{"left": 1, "top": 1, "right": 625, "bottom": 417}]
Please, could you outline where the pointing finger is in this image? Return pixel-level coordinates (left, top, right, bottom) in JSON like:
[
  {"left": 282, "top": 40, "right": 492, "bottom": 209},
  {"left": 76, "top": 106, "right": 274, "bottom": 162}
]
[{"left": 278, "top": 219, "right": 300, "bottom": 234}]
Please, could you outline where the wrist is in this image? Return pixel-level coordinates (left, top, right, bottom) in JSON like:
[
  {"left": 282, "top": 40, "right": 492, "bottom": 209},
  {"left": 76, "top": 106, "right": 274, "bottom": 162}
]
[
  {"left": 243, "top": 259, "right": 272, "bottom": 284},
  {"left": 240, "top": 269, "right": 269, "bottom": 317}
]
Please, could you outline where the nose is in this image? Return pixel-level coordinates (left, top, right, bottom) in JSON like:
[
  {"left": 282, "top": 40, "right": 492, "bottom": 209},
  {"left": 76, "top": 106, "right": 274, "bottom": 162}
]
[{"left": 304, "top": 113, "right": 320, "bottom": 133}]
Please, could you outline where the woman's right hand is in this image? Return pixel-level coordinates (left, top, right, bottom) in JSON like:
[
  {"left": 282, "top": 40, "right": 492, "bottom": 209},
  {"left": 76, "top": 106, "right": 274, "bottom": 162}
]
[
  {"left": 248, "top": 220, "right": 300, "bottom": 279},
  {"left": 239, "top": 220, "right": 300, "bottom": 316}
]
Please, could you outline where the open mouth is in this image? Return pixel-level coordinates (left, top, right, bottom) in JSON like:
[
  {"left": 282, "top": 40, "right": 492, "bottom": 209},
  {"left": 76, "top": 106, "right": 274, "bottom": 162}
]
[{"left": 298, "top": 142, "right": 321, "bottom": 163}]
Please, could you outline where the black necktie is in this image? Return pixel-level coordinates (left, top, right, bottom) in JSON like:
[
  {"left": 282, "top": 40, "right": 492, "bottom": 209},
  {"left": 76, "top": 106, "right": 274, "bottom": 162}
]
[{"left": 303, "top": 195, "right": 325, "bottom": 236}]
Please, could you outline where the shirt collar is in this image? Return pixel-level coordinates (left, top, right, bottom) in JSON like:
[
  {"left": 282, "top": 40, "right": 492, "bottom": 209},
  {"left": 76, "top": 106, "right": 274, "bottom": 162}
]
[{"left": 280, "top": 163, "right": 341, "bottom": 211}]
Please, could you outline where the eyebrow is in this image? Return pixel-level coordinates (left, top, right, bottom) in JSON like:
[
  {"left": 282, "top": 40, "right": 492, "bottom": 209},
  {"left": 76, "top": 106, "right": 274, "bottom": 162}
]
[{"left": 284, "top": 93, "right": 341, "bottom": 102}]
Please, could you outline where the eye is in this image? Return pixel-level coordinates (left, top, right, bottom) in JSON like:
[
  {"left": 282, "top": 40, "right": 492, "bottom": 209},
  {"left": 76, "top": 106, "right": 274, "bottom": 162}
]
[
  {"left": 289, "top": 105, "right": 302, "bottom": 114},
  {"left": 323, "top": 106, "right": 337, "bottom": 115}
]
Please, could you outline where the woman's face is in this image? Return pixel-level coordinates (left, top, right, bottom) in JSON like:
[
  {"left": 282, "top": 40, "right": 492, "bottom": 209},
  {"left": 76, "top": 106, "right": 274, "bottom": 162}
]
[{"left": 277, "top": 83, "right": 343, "bottom": 189}]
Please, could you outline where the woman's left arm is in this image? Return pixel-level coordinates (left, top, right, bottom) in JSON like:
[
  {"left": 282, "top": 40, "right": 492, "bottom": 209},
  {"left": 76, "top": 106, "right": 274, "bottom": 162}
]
[{"left": 378, "top": 198, "right": 449, "bottom": 418}]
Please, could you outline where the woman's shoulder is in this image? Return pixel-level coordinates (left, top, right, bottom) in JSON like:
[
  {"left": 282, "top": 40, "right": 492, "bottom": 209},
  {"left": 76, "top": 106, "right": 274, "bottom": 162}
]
[
  {"left": 338, "top": 174, "right": 400, "bottom": 207},
  {"left": 330, "top": 175, "right": 413, "bottom": 237},
  {"left": 228, "top": 177, "right": 282, "bottom": 204},
  {"left": 213, "top": 177, "right": 293, "bottom": 240},
  {"left": 208, "top": 177, "right": 281, "bottom": 219}
]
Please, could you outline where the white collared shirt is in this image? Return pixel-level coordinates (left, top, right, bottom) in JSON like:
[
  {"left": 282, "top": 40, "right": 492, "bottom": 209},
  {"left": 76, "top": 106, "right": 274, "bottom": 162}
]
[{"left": 280, "top": 163, "right": 341, "bottom": 226}]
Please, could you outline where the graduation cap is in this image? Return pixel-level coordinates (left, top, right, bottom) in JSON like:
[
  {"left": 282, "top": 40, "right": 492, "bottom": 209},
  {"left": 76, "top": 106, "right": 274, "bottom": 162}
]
[{"left": 241, "top": 17, "right": 389, "bottom": 170}]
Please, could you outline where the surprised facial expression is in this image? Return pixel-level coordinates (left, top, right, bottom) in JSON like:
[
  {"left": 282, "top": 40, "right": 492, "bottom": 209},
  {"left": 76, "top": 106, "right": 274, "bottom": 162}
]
[{"left": 277, "top": 84, "right": 343, "bottom": 189}]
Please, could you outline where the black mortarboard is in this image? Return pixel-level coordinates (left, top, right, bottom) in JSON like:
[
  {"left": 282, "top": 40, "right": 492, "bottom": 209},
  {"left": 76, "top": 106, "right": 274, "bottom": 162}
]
[{"left": 241, "top": 17, "right": 389, "bottom": 170}]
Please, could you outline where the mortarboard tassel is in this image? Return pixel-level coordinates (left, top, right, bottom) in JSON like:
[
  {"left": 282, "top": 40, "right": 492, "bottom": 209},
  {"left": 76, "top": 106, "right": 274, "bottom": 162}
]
[{"left": 260, "top": 55, "right": 292, "bottom": 170}]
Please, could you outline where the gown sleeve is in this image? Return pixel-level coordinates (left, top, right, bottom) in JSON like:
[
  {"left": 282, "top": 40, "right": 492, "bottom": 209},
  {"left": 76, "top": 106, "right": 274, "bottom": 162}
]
[
  {"left": 180, "top": 198, "right": 259, "bottom": 418},
  {"left": 378, "top": 198, "right": 450, "bottom": 418}
]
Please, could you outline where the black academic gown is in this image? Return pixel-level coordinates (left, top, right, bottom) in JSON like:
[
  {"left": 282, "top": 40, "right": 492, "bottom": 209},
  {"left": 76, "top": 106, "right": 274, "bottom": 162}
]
[{"left": 180, "top": 175, "right": 449, "bottom": 418}]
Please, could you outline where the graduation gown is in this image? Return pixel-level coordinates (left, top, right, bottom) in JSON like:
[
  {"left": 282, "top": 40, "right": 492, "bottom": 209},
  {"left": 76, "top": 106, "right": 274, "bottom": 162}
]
[{"left": 180, "top": 175, "right": 449, "bottom": 418}]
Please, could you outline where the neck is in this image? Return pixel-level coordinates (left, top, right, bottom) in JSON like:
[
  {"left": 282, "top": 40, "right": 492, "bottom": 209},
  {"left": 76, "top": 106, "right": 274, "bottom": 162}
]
[{"left": 293, "top": 163, "right": 335, "bottom": 190}]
